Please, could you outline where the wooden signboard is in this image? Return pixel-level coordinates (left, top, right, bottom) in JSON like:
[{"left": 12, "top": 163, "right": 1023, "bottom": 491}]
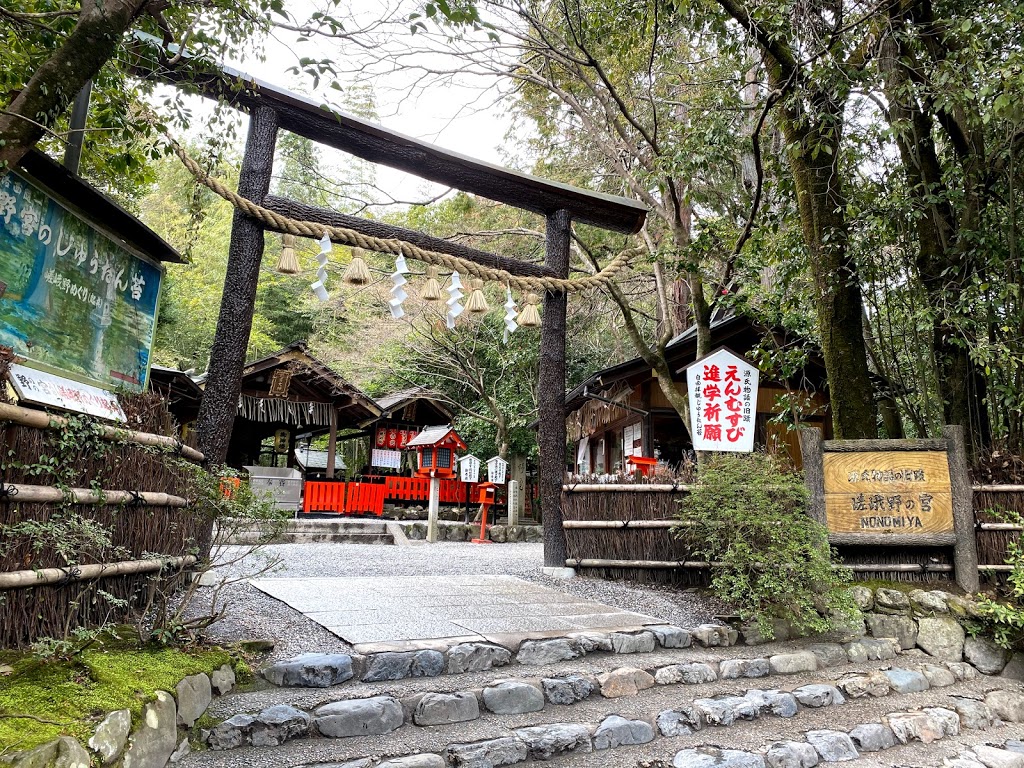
[
  {"left": 823, "top": 451, "right": 953, "bottom": 535},
  {"left": 800, "top": 427, "right": 978, "bottom": 592}
]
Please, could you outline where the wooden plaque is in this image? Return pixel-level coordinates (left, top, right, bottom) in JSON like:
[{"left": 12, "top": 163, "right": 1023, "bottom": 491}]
[{"left": 823, "top": 451, "right": 953, "bottom": 535}]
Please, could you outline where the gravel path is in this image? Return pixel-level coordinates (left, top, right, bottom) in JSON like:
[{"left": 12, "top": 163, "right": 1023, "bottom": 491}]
[{"left": 190, "top": 542, "right": 722, "bottom": 661}]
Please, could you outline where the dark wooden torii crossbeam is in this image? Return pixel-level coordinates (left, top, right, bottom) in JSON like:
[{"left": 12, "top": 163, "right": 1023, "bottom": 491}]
[{"left": 136, "top": 38, "right": 648, "bottom": 569}]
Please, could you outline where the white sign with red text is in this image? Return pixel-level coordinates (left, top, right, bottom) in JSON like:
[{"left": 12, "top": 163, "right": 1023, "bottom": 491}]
[
  {"left": 8, "top": 363, "right": 126, "bottom": 422},
  {"left": 685, "top": 348, "right": 759, "bottom": 453}
]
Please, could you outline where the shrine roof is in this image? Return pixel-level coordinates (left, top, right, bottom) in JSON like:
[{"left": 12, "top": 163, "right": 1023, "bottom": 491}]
[
  {"left": 17, "top": 150, "right": 183, "bottom": 264},
  {"left": 239, "top": 341, "right": 380, "bottom": 421},
  {"left": 405, "top": 424, "right": 465, "bottom": 449}
]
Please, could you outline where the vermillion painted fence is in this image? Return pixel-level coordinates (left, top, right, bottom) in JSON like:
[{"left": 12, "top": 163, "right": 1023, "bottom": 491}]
[{"left": 302, "top": 477, "right": 490, "bottom": 515}]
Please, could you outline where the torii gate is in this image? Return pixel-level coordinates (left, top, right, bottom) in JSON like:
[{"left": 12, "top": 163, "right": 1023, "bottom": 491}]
[{"left": 136, "top": 40, "right": 647, "bottom": 571}]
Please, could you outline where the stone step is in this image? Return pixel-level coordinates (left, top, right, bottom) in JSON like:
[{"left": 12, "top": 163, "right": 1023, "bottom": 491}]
[
  {"left": 243, "top": 623, "right": 919, "bottom": 699},
  {"left": 271, "top": 532, "right": 394, "bottom": 545},
  {"left": 286, "top": 520, "right": 390, "bottom": 533},
  {"left": 215, "top": 636, "right": 910, "bottom": 725},
  {"left": 180, "top": 661, "right": 1024, "bottom": 767}
]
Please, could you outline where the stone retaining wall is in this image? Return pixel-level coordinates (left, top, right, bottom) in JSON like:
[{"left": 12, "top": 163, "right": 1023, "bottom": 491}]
[
  {"left": 0, "top": 664, "right": 237, "bottom": 768},
  {"left": 395, "top": 520, "right": 542, "bottom": 543}
]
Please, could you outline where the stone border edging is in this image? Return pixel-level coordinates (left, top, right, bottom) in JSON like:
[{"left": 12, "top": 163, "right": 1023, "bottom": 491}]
[
  {"left": 208, "top": 659, "right": 1024, "bottom": 767},
  {"left": 0, "top": 663, "right": 238, "bottom": 768},
  {"left": 210, "top": 633, "right": 988, "bottom": 752}
]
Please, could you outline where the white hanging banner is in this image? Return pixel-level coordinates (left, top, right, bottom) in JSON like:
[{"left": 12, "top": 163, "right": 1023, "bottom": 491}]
[
  {"left": 371, "top": 448, "right": 402, "bottom": 469},
  {"left": 685, "top": 348, "right": 759, "bottom": 453}
]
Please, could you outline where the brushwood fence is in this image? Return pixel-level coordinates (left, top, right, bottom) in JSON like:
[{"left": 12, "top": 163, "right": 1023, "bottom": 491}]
[
  {"left": 561, "top": 481, "right": 1024, "bottom": 587},
  {"left": 0, "top": 398, "right": 206, "bottom": 648}
]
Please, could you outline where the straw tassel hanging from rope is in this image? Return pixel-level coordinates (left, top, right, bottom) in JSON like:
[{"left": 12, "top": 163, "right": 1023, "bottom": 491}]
[
  {"left": 465, "top": 278, "right": 490, "bottom": 314},
  {"left": 517, "top": 292, "right": 542, "bottom": 327},
  {"left": 421, "top": 266, "right": 443, "bottom": 301},
  {"left": 342, "top": 247, "right": 372, "bottom": 285},
  {"left": 277, "top": 233, "right": 300, "bottom": 274}
]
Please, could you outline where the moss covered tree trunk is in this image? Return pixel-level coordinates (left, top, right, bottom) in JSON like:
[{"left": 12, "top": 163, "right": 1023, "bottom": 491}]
[
  {"left": 880, "top": 23, "right": 992, "bottom": 456},
  {"left": 539, "top": 209, "right": 570, "bottom": 568},
  {"left": 715, "top": 0, "right": 879, "bottom": 439},
  {"left": 0, "top": 0, "right": 147, "bottom": 168},
  {"left": 784, "top": 121, "right": 878, "bottom": 438}
]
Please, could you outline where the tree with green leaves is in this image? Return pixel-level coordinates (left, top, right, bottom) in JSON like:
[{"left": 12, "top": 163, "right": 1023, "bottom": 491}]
[{"left": 346, "top": 0, "right": 758, "bottom": 439}]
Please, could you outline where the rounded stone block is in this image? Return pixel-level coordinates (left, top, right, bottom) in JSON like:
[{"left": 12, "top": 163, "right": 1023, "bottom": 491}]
[
  {"left": 315, "top": 696, "right": 404, "bottom": 738},
  {"left": 482, "top": 681, "right": 544, "bottom": 715},
  {"left": 263, "top": 653, "right": 354, "bottom": 687},
  {"left": 413, "top": 692, "right": 480, "bottom": 726}
]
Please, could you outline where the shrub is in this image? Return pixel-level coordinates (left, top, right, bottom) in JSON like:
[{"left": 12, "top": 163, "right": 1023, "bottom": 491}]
[
  {"left": 971, "top": 510, "right": 1024, "bottom": 649},
  {"left": 673, "top": 452, "right": 854, "bottom": 639}
]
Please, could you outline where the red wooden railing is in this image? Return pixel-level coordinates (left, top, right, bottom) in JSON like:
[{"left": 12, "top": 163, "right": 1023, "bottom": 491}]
[{"left": 301, "top": 476, "right": 497, "bottom": 516}]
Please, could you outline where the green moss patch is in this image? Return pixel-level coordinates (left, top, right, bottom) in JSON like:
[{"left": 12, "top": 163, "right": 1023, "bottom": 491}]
[{"left": 0, "top": 640, "right": 232, "bottom": 753}]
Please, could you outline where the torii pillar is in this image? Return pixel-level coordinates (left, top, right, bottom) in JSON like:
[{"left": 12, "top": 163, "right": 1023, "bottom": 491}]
[
  {"left": 538, "top": 209, "right": 571, "bottom": 575},
  {"left": 196, "top": 106, "right": 279, "bottom": 465}
]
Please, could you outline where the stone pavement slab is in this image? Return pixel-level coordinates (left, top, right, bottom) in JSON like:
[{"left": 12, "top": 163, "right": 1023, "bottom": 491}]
[{"left": 249, "top": 575, "right": 661, "bottom": 651}]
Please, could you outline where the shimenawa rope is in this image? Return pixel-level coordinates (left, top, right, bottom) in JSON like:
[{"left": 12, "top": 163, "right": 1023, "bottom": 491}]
[{"left": 172, "top": 143, "right": 638, "bottom": 294}]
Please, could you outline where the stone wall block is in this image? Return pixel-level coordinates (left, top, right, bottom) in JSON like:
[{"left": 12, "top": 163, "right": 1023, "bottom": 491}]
[
  {"left": 89, "top": 709, "right": 131, "bottom": 765},
  {"left": 121, "top": 691, "right": 178, "bottom": 768},
  {"left": 175, "top": 673, "right": 212, "bottom": 727},
  {"left": 916, "top": 617, "right": 965, "bottom": 662}
]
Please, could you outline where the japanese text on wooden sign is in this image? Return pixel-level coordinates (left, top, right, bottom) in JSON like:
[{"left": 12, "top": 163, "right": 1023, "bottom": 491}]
[
  {"left": 686, "top": 348, "right": 759, "bottom": 453},
  {"left": 0, "top": 170, "right": 162, "bottom": 392},
  {"left": 371, "top": 448, "right": 402, "bottom": 470},
  {"left": 8, "top": 363, "right": 126, "bottom": 421},
  {"left": 459, "top": 454, "right": 481, "bottom": 483},
  {"left": 823, "top": 451, "right": 953, "bottom": 534}
]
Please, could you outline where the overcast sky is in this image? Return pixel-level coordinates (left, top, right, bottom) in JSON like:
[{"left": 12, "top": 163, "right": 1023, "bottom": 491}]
[{"left": 209, "top": 1, "right": 518, "bottom": 208}]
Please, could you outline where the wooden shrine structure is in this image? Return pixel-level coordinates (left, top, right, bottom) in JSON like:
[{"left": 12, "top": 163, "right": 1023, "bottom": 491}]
[{"left": 133, "top": 36, "right": 648, "bottom": 566}]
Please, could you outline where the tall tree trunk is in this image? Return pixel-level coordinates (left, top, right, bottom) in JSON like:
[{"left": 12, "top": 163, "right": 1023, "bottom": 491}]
[
  {"left": 785, "top": 123, "right": 878, "bottom": 438},
  {"left": 195, "top": 106, "right": 279, "bottom": 465},
  {"left": 880, "top": 28, "right": 992, "bottom": 455},
  {"left": 714, "top": 0, "right": 879, "bottom": 439},
  {"left": 0, "top": 0, "right": 147, "bottom": 168}
]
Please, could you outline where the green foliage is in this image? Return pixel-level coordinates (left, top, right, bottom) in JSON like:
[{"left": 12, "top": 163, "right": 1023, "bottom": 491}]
[
  {"left": 970, "top": 511, "right": 1024, "bottom": 649},
  {"left": 673, "top": 452, "right": 854, "bottom": 638},
  {"left": 132, "top": 460, "right": 286, "bottom": 646},
  {"left": 0, "top": 414, "right": 127, "bottom": 568},
  {"left": 0, "top": 633, "right": 233, "bottom": 752}
]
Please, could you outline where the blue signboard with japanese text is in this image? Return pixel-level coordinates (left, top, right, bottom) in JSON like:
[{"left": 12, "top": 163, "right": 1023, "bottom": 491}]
[{"left": 0, "top": 169, "right": 162, "bottom": 392}]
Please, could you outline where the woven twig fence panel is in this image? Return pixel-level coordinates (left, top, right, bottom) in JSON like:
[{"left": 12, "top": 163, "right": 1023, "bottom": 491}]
[
  {"left": 0, "top": 417, "right": 206, "bottom": 648},
  {"left": 558, "top": 485, "right": 1021, "bottom": 586},
  {"left": 976, "top": 488, "right": 1024, "bottom": 585},
  {"left": 561, "top": 488, "right": 710, "bottom": 586}
]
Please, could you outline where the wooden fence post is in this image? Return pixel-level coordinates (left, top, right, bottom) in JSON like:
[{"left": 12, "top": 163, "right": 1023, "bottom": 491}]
[
  {"left": 944, "top": 424, "right": 980, "bottom": 592},
  {"left": 799, "top": 427, "right": 826, "bottom": 526}
]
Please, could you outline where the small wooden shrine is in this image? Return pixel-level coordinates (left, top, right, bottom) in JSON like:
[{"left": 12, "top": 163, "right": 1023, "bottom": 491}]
[{"left": 407, "top": 425, "right": 466, "bottom": 479}]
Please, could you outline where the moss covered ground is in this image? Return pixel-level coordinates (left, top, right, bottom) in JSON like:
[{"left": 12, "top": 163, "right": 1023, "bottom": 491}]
[{"left": 0, "top": 636, "right": 233, "bottom": 754}]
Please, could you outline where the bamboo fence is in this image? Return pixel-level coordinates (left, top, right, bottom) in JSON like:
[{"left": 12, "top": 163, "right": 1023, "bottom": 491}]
[
  {"left": 0, "top": 396, "right": 208, "bottom": 648},
  {"left": 561, "top": 481, "right": 1024, "bottom": 586}
]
